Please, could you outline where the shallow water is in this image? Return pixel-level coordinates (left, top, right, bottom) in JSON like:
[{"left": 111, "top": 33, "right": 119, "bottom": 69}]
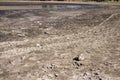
[
  {"left": 39, "top": 4, "right": 105, "bottom": 9},
  {"left": 0, "top": 4, "right": 105, "bottom": 10}
]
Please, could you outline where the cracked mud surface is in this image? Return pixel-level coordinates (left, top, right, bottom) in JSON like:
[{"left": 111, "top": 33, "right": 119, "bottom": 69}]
[{"left": 0, "top": 5, "right": 120, "bottom": 80}]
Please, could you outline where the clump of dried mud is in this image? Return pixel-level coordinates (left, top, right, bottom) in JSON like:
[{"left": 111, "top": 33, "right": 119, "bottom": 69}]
[{"left": 0, "top": 5, "right": 120, "bottom": 80}]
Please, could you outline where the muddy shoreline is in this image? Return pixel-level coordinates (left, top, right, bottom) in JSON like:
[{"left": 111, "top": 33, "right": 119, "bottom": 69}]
[{"left": 0, "top": 4, "right": 120, "bottom": 80}]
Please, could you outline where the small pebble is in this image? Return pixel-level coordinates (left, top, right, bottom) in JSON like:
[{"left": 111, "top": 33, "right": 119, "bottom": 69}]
[
  {"left": 78, "top": 54, "right": 85, "bottom": 61},
  {"left": 73, "top": 54, "right": 85, "bottom": 61}
]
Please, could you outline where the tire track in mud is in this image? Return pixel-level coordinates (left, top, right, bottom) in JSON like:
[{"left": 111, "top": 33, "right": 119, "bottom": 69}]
[
  {"left": 0, "top": 26, "right": 106, "bottom": 59},
  {"left": 0, "top": 13, "right": 120, "bottom": 59},
  {"left": 0, "top": 35, "right": 102, "bottom": 58}
]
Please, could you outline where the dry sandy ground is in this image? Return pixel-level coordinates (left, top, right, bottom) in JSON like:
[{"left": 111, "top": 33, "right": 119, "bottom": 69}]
[{"left": 0, "top": 5, "right": 120, "bottom": 80}]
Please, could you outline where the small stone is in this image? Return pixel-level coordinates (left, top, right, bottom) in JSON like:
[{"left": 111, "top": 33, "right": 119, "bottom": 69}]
[
  {"left": 73, "top": 54, "right": 85, "bottom": 61},
  {"left": 47, "top": 74, "right": 54, "bottom": 78},
  {"left": 36, "top": 44, "right": 40, "bottom": 47},
  {"left": 36, "top": 44, "right": 42, "bottom": 48},
  {"left": 54, "top": 74, "right": 58, "bottom": 77},
  {"left": 17, "top": 33, "right": 25, "bottom": 37},
  {"left": 78, "top": 54, "right": 85, "bottom": 61}
]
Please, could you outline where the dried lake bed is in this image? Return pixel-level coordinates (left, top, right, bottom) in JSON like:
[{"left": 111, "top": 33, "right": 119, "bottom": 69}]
[{"left": 0, "top": 3, "right": 120, "bottom": 80}]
